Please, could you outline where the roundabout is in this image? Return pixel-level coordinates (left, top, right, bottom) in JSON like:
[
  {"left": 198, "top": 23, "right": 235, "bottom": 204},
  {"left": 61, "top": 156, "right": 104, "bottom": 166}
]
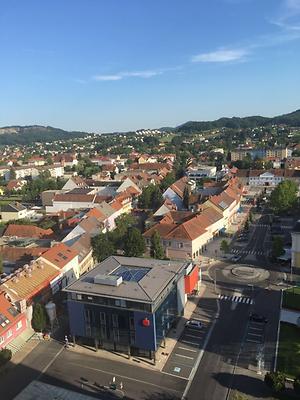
[{"left": 231, "top": 266, "right": 266, "bottom": 281}]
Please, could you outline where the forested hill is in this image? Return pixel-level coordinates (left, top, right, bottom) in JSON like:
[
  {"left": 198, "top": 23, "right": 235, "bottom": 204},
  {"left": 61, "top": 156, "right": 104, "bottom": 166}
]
[
  {"left": 0, "top": 125, "right": 90, "bottom": 145},
  {"left": 174, "top": 109, "right": 300, "bottom": 133}
]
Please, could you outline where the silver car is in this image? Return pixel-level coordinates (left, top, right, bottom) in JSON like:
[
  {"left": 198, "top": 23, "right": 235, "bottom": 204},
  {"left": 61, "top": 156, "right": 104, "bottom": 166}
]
[{"left": 185, "top": 319, "right": 202, "bottom": 329}]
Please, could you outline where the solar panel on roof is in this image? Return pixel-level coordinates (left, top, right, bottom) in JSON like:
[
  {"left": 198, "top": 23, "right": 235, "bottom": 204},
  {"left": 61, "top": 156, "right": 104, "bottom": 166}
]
[{"left": 111, "top": 265, "right": 150, "bottom": 282}]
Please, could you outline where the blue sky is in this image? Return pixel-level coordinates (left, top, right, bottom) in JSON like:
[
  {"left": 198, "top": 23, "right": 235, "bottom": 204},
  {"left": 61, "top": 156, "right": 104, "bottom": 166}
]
[{"left": 1, "top": 0, "right": 300, "bottom": 132}]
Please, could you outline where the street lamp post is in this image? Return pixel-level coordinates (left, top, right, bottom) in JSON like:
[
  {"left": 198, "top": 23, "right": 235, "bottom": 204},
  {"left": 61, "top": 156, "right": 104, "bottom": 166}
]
[{"left": 214, "top": 268, "right": 218, "bottom": 294}]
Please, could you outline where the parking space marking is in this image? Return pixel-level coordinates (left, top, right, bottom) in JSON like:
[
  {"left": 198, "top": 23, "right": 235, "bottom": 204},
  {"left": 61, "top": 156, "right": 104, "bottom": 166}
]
[
  {"left": 249, "top": 327, "right": 263, "bottom": 332},
  {"left": 184, "top": 333, "right": 203, "bottom": 339},
  {"left": 175, "top": 353, "right": 194, "bottom": 360},
  {"left": 177, "top": 346, "right": 197, "bottom": 353},
  {"left": 246, "top": 338, "right": 261, "bottom": 343},
  {"left": 181, "top": 340, "right": 199, "bottom": 346},
  {"left": 248, "top": 333, "right": 263, "bottom": 338}
]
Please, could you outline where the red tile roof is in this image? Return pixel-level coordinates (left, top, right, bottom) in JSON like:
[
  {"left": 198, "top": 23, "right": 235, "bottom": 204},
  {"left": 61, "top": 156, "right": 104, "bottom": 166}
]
[
  {"left": 0, "top": 292, "right": 22, "bottom": 335},
  {"left": 3, "top": 224, "right": 54, "bottom": 239},
  {"left": 169, "top": 176, "right": 189, "bottom": 198},
  {"left": 144, "top": 208, "right": 222, "bottom": 241},
  {"left": 40, "top": 243, "right": 78, "bottom": 269}
]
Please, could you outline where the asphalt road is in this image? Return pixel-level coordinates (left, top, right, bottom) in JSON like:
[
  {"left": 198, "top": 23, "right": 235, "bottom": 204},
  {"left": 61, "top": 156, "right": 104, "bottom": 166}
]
[
  {"left": 40, "top": 348, "right": 187, "bottom": 400},
  {"left": 163, "top": 291, "right": 218, "bottom": 380}
]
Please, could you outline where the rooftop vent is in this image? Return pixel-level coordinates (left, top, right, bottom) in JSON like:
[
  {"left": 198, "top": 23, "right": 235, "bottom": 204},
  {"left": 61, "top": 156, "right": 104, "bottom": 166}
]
[{"left": 93, "top": 274, "right": 122, "bottom": 287}]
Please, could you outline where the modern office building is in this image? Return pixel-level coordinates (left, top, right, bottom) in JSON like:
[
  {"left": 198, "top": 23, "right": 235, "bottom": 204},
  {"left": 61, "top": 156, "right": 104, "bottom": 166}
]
[{"left": 64, "top": 256, "right": 198, "bottom": 359}]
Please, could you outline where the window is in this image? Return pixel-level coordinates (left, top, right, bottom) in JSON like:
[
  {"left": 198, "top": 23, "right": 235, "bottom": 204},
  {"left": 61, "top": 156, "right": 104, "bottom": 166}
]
[
  {"left": 112, "top": 314, "right": 118, "bottom": 328},
  {"left": 0, "top": 336, "right": 4, "bottom": 344},
  {"left": 77, "top": 294, "right": 82, "bottom": 300},
  {"left": 129, "top": 317, "right": 135, "bottom": 330},
  {"left": 16, "top": 321, "right": 22, "bottom": 331},
  {"left": 100, "top": 312, "right": 106, "bottom": 325},
  {"left": 7, "top": 330, "right": 12, "bottom": 339},
  {"left": 178, "top": 243, "right": 183, "bottom": 249}
]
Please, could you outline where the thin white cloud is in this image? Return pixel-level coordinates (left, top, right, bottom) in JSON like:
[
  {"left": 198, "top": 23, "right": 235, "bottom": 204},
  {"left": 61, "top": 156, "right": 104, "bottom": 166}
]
[
  {"left": 270, "top": 0, "right": 300, "bottom": 31},
  {"left": 191, "top": 48, "right": 248, "bottom": 63},
  {"left": 93, "top": 74, "right": 123, "bottom": 81},
  {"left": 93, "top": 69, "right": 163, "bottom": 82}
]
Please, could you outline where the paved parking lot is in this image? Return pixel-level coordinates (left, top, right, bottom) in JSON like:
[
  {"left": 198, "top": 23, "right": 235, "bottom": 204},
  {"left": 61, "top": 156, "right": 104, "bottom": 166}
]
[
  {"left": 238, "top": 319, "right": 267, "bottom": 370},
  {"left": 162, "top": 297, "right": 216, "bottom": 379}
]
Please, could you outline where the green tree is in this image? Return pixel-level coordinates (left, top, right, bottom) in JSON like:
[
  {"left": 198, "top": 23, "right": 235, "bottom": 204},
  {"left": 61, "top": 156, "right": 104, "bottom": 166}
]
[
  {"left": 272, "top": 236, "right": 285, "bottom": 258},
  {"left": 220, "top": 239, "right": 229, "bottom": 253},
  {"left": 0, "top": 348, "right": 12, "bottom": 367},
  {"left": 160, "top": 172, "right": 176, "bottom": 192},
  {"left": 123, "top": 227, "right": 145, "bottom": 257},
  {"left": 248, "top": 212, "right": 253, "bottom": 223},
  {"left": 244, "top": 219, "right": 249, "bottom": 231},
  {"left": 91, "top": 233, "right": 115, "bottom": 262},
  {"left": 9, "top": 167, "right": 16, "bottom": 180},
  {"left": 150, "top": 231, "right": 164, "bottom": 259},
  {"left": 270, "top": 180, "right": 298, "bottom": 214},
  {"left": 138, "top": 185, "right": 163, "bottom": 210},
  {"left": 230, "top": 391, "right": 249, "bottom": 400},
  {"left": 31, "top": 303, "right": 47, "bottom": 332},
  {"left": 152, "top": 185, "right": 163, "bottom": 209},
  {"left": 264, "top": 371, "right": 285, "bottom": 393}
]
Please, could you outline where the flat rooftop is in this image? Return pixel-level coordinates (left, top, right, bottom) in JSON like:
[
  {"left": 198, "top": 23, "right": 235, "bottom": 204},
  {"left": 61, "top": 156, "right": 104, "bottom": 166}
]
[{"left": 64, "top": 256, "right": 188, "bottom": 303}]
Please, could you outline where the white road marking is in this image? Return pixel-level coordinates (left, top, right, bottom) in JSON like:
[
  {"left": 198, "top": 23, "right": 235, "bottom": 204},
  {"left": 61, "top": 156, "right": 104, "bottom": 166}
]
[
  {"left": 177, "top": 346, "right": 197, "bottom": 353},
  {"left": 247, "top": 332, "right": 263, "bottom": 338},
  {"left": 70, "top": 362, "right": 188, "bottom": 390},
  {"left": 175, "top": 353, "right": 194, "bottom": 360},
  {"left": 246, "top": 339, "right": 261, "bottom": 343},
  {"left": 181, "top": 340, "right": 199, "bottom": 346},
  {"left": 185, "top": 333, "right": 202, "bottom": 339}
]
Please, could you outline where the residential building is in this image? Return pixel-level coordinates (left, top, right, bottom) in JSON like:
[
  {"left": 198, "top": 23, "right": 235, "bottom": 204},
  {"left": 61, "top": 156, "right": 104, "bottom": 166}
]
[
  {"left": 6, "top": 179, "right": 27, "bottom": 192},
  {"left": 186, "top": 165, "right": 217, "bottom": 181},
  {"left": 236, "top": 169, "right": 300, "bottom": 186},
  {"left": 0, "top": 203, "right": 29, "bottom": 222},
  {"left": 39, "top": 243, "right": 79, "bottom": 292},
  {"left": 163, "top": 176, "right": 195, "bottom": 210},
  {"left": 64, "top": 256, "right": 198, "bottom": 358},
  {"left": 0, "top": 292, "right": 27, "bottom": 350},
  {"left": 144, "top": 208, "right": 224, "bottom": 260},
  {"left": 3, "top": 224, "right": 54, "bottom": 239}
]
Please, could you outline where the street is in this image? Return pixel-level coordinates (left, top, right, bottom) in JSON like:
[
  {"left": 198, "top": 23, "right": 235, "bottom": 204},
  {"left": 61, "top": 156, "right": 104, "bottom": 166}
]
[{"left": 0, "top": 210, "right": 283, "bottom": 400}]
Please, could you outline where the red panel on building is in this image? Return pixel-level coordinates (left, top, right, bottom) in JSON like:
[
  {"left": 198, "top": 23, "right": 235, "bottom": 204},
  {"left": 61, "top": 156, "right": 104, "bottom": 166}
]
[
  {"left": 184, "top": 265, "right": 199, "bottom": 294},
  {"left": 142, "top": 318, "right": 150, "bottom": 327}
]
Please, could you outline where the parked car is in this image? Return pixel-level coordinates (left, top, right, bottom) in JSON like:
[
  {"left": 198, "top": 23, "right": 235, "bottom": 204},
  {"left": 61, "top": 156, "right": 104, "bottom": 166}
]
[
  {"left": 230, "top": 255, "right": 241, "bottom": 263},
  {"left": 249, "top": 312, "right": 268, "bottom": 323},
  {"left": 185, "top": 319, "right": 202, "bottom": 329}
]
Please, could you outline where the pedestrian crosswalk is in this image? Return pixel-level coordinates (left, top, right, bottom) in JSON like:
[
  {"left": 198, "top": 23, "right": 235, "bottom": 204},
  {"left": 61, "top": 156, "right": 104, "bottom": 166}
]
[
  {"left": 231, "top": 248, "right": 264, "bottom": 256},
  {"left": 218, "top": 294, "right": 254, "bottom": 305},
  {"left": 253, "top": 224, "right": 292, "bottom": 229}
]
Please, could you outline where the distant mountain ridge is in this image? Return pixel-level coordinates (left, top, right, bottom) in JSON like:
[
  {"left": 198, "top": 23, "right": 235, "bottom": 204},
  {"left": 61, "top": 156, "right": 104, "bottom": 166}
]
[
  {"left": 173, "top": 109, "right": 300, "bottom": 133},
  {"left": 0, "top": 125, "right": 90, "bottom": 145}
]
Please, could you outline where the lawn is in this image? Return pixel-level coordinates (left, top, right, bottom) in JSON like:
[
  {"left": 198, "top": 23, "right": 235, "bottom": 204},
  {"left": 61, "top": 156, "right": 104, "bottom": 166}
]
[
  {"left": 283, "top": 286, "right": 300, "bottom": 311},
  {"left": 277, "top": 322, "right": 300, "bottom": 379}
]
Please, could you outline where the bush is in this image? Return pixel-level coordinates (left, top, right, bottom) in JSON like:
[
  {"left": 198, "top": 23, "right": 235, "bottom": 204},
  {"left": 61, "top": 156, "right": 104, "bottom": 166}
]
[
  {"left": 264, "top": 371, "right": 285, "bottom": 393},
  {"left": 294, "top": 375, "right": 300, "bottom": 395},
  {"left": 0, "top": 348, "right": 12, "bottom": 367}
]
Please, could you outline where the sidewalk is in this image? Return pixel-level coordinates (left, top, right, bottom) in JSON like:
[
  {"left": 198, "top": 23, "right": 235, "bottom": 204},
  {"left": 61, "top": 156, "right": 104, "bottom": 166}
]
[{"left": 68, "top": 284, "right": 208, "bottom": 372}]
